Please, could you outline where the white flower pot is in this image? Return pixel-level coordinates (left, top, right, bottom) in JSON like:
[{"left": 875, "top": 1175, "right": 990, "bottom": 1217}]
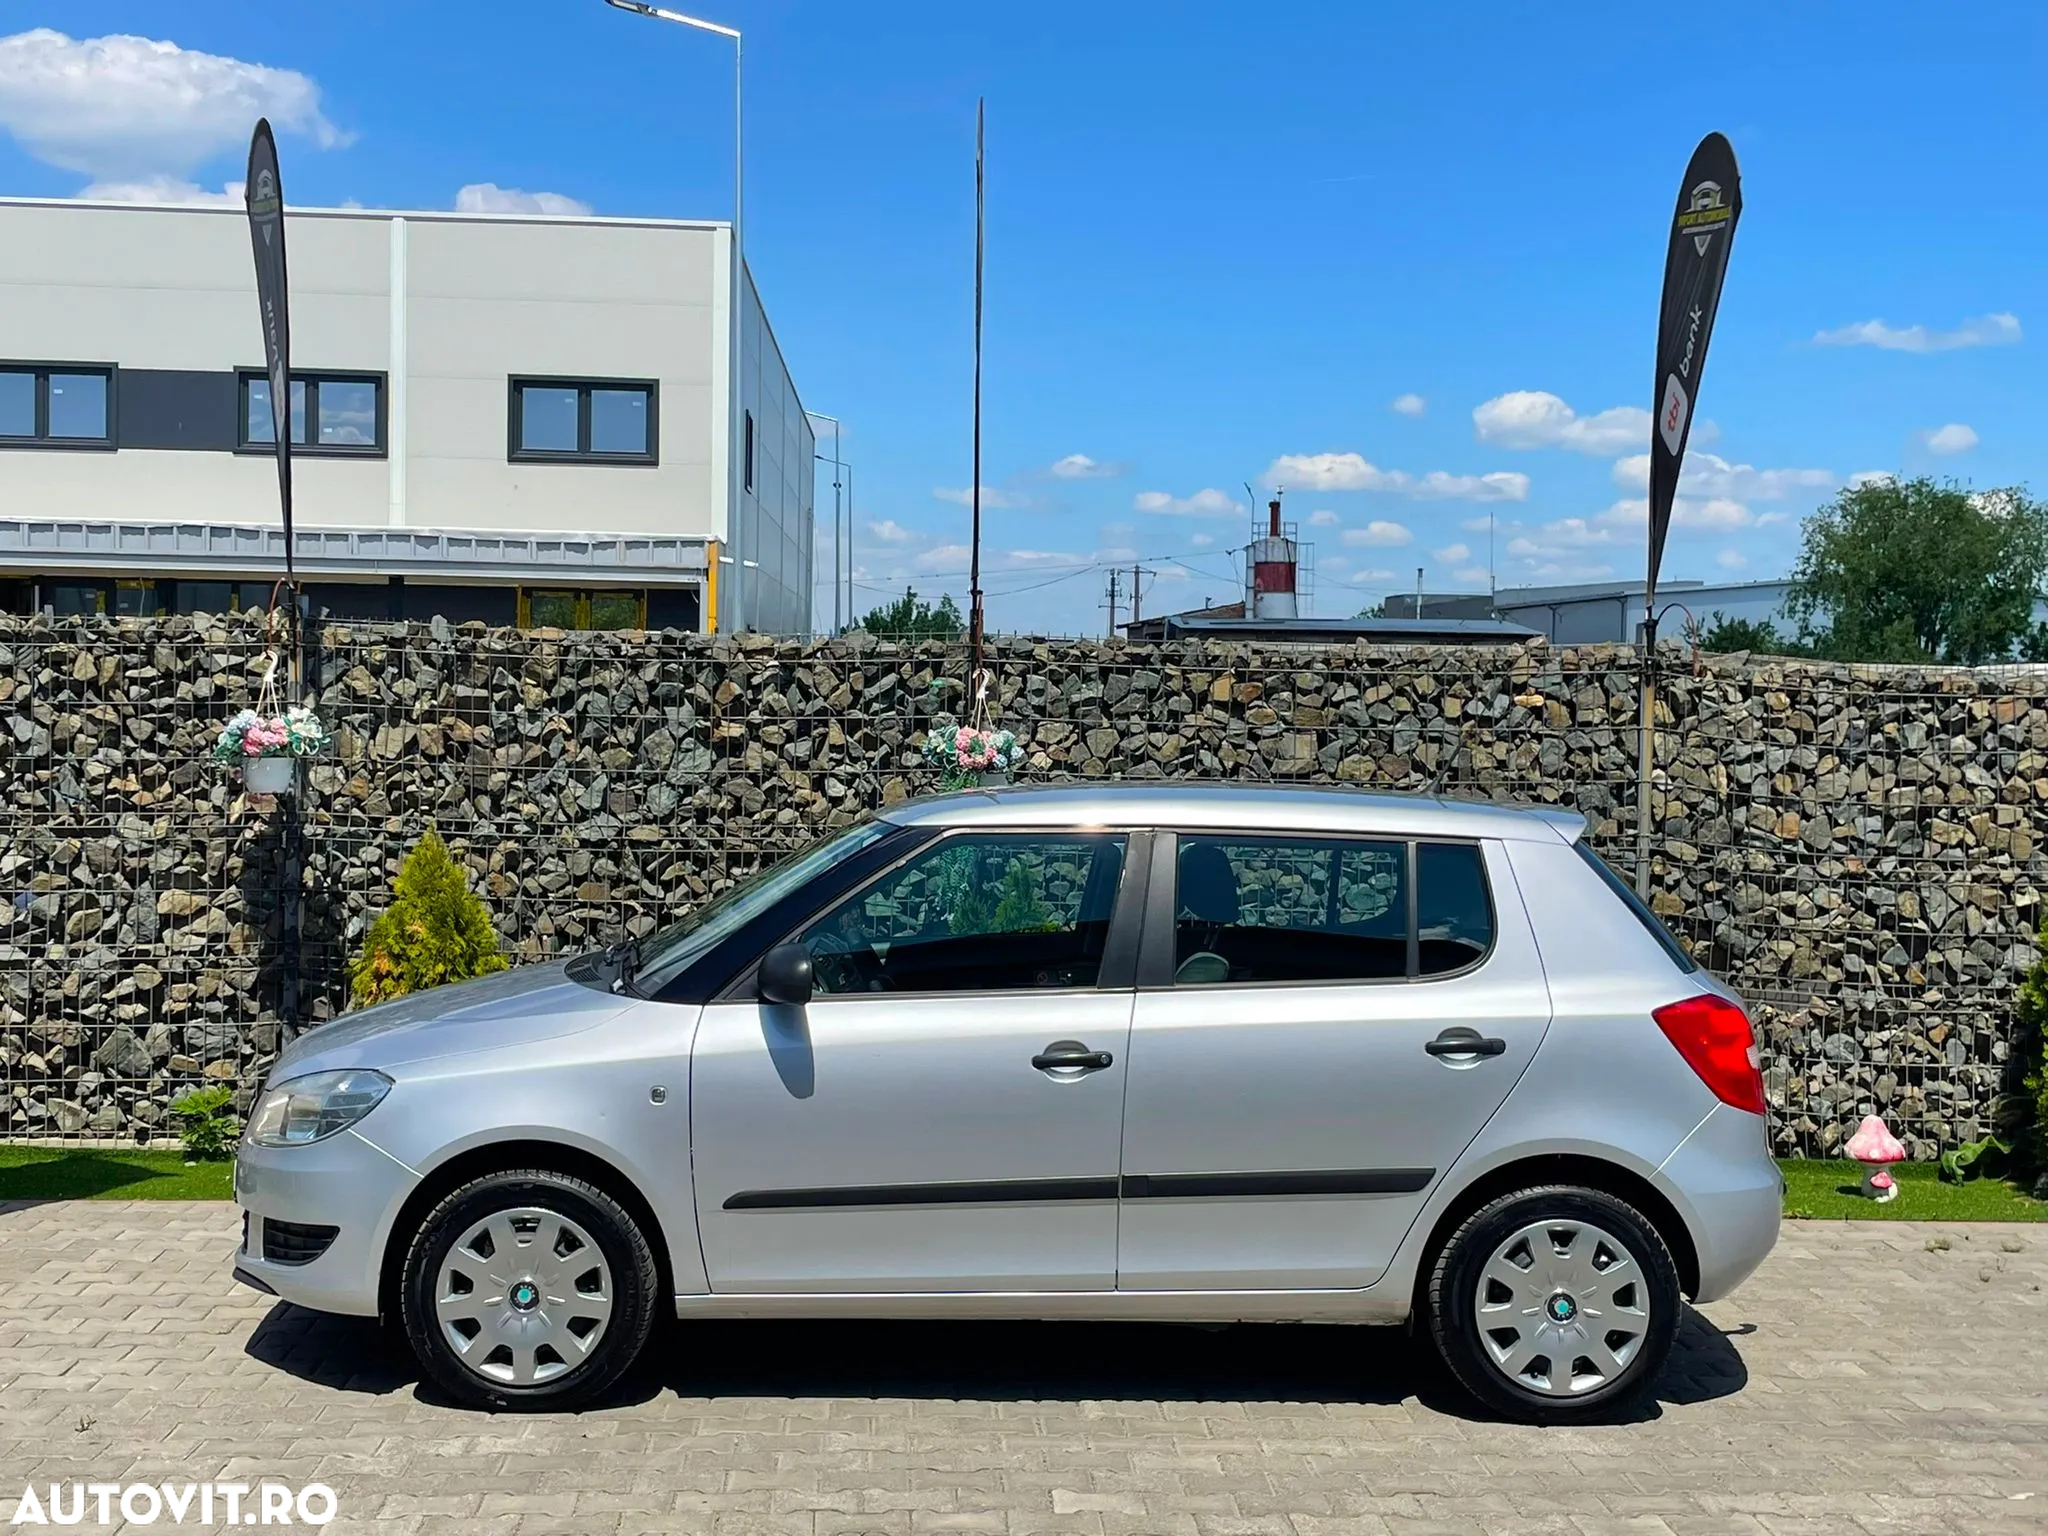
[{"left": 242, "top": 756, "right": 296, "bottom": 795}]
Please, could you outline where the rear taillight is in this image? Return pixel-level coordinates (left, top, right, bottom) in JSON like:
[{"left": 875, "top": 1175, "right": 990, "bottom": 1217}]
[{"left": 1653, "top": 994, "right": 1766, "bottom": 1115}]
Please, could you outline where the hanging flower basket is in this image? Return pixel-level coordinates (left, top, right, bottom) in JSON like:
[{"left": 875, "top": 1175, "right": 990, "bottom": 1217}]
[
  {"left": 213, "top": 703, "right": 332, "bottom": 793},
  {"left": 921, "top": 715, "right": 1019, "bottom": 791}
]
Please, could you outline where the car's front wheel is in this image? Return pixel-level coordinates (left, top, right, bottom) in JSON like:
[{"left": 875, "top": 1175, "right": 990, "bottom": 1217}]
[
  {"left": 1426, "top": 1185, "right": 1680, "bottom": 1424},
  {"left": 400, "top": 1168, "right": 659, "bottom": 1411}
]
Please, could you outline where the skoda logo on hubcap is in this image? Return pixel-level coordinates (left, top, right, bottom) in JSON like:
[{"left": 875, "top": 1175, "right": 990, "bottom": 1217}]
[
  {"left": 1547, "top": 1293, "right": 1578, "bottom": 1324},
  {"left": 510, "top": 1281, "right": 540, "bottom": 1312}
]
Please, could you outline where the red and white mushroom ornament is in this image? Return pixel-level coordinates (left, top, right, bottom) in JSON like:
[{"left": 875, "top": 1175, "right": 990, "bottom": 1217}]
[{"left": 1844, "top": 1114, "right": 1906, "bottom": 1202}]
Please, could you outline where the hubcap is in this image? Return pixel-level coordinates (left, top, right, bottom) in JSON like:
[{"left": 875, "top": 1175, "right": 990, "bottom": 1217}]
[
  {"left": 1474, "top": 1217, "right": 1649, "bottom": 1398},
  {"left": 434, "top": 1207, "right": 613, "bottom": 1387}
]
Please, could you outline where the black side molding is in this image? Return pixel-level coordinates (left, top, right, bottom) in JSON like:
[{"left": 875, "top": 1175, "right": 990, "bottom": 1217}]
[
  {"left": 1120, "top": 1168, "right": 1435, "bottom": 1200},
  {"left": 724, "top": 1176, "right": 1119, "bottom": 1211},
  {"left": 723, "top": 1167, "right": 1436, "bottom": 1211}
]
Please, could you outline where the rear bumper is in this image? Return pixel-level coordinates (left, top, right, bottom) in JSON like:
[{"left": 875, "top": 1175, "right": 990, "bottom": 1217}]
[
  {"left": 232, "top": 1129, "right": 416, "bottom": 1317},
  {"left": 1654, "top": 1104, "right": 1781, "bottom": 1304}
]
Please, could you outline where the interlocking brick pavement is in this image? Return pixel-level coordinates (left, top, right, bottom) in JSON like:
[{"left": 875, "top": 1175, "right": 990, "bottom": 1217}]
[{"left": 0, "top": 1201, "right": 2043, "bottom": 1534}]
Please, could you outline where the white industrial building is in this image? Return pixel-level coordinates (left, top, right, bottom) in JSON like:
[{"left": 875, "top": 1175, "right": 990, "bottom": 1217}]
[{"left": 0, "top": 195, "right": 813, "bottom": 633}]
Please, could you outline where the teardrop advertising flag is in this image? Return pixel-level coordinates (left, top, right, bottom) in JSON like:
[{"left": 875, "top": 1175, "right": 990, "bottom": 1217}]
[
  {"left": 1647, "top": 133, "right": 1741, "bottom": 614},
  {"left": 244, "top": 118, "right": 295, "bottom": 581}
]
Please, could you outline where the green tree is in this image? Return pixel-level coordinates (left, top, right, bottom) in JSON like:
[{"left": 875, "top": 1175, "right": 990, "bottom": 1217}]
[
  {"left": 991, "top": 860, "right": 1057, "bottom": 933},
  {"left": 1692, "top": 610, "right": 1799, "bottom": 656},
  {"left": 1785, "top": 478, "right": 2048, "bottom": 664},
  {"left": 349, "top": 828, "right": 508, "bottom": 1007},
  {"left": 857, "top": 586, "right": 965, "bottom": 640}
]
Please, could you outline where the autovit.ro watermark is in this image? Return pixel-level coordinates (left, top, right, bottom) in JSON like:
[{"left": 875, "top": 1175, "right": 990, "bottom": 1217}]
[{"left": 11, "top": 1482, "right": 336, "bottom": 1526}]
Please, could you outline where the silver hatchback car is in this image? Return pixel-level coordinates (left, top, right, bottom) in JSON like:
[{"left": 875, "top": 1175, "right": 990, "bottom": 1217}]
[{"left": 233, "top": 784, "right": 1779, "bottom": 1422}]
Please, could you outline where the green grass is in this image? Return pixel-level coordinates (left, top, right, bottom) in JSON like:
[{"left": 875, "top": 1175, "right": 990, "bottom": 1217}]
[
  {"left": 0, "top": 1144, "right": 234, "bottom": 1202},
  {"left": 0, "top": 1146, "right": 2042, "bottom": 1221},
  {"left": 1779, "top": 1158, "right": 2046, "bottom": 1222}
]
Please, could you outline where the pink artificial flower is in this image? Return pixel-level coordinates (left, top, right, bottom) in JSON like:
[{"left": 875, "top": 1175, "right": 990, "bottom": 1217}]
[
  {"left": 954, "top": 725, "right": 975, "bottom": 754},
  {"left": 242, "top": 735, "right": 267, "bottom": 756}
]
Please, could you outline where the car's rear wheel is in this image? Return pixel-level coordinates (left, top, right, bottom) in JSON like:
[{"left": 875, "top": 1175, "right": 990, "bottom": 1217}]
[
  {"left": 1426, "top": 1185, "right": 1680, "bottom": 1424},
  {"left": 400, "top": 1168, "right": 658, "bottom": 1411}
]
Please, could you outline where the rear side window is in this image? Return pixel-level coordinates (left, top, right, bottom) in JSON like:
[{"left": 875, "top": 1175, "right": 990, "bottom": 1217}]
[
  {"left": 1171, "top": 834, "right": 1494, "bottom": 985},
  {"left": 1573, "top": 840, "right": 1697, "bottom": 973}
]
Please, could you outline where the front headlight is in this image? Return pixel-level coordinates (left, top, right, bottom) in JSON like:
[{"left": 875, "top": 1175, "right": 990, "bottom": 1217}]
[{"left": 245, "top": 1069, "right": 393, "bottom": 1147}]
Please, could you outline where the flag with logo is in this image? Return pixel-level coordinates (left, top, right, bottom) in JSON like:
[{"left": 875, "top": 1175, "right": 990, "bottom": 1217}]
[
  {"left": 244, "top": 118, "right": 296, "bottom": 579},
  {"left": 1647, "top": 133, "right": 1742, "bottom": 611}
]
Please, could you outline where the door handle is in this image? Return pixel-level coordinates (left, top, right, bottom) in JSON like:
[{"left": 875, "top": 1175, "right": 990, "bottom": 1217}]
[
  {"left": 1033, "top": 1041, "right": 1114, "bottom": 1073},
  {"left": 1425, "top": 1027, "right": 1507, "bottom": 1059}
]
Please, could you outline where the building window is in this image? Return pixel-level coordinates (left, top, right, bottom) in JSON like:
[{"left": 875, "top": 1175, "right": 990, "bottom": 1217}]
[
  {"left": 0, "top": 364, "right": 114, "bottom": 448},
  {"left": 509, "top": 378, "right": 657, "bottom": 464},
  {"left": 238, "top": 371, "right": 386, "bottom": 455},
  {"left": 516, "top": 587, "right": 648, "bottom": 631},
  {"left": 743, "top": 409, "right": 755, "bottom": 492}
]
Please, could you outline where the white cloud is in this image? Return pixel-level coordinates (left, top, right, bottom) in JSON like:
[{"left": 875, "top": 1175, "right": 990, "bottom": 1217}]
[
  {"left": 1848, "top": 470, "right": 1895, "bottom": 489},
  {"left": 1189, "top": 533, "right": 1214, "bottom": 549},
  {"left": 77, "top": 174, "right": 242, "bottom": 204},
  {"left": 1756, "top": 512, "right": 1791, "bottom": 527},
  {"left": 1433, "top": 542, "right": 1471, "bottom": 563},
  {"left": 1923, "top": 423, "right": 1979, "bottom": 456},
  {"left": 1595, "top": 495, "right": 1755, "bottom": 531},
  {"left": 1307, "top": 509, "right": 1340, "bottom": 527},
  {"left": 1716, "top": 549, "right": 1748, "bottom": 570},
  {"left": 934, "top": 485, "right": 1023, "bottom": 509},
  {"left": 1048, "top": 453, "right": 1119, "bottom": 479},
  {"left": 1452, "top": 565, "right": 1492, "bottom": 584},
  {"left": 1390, "top": 393, "right": 1426, "bottom": 417},
  {"left": 456, "top": 182, "right": 593, "bottom": 216},
  {"left": 1460, "top": 515, "right": 1504, "bottom": 533},
  {"left": 1342, "top": 520, "right": 1414, "bottom": 548},
  {"left": 1135, "top": 487, "right": 1240, "bottom": 518},
  {"left": 1813, "top": 312, "right": 2021, "bottom": 353},
  {"left": 0, "top": 28, "right": 347, "bottom": 182},
  {"left": 1263, "top": 452, "right": 1527, "bottom": 502},
  {"left": 1005, "top": 548, "right": 1087, "bottom": 565},
  {"left": 1610, "top": 451, "right": 1835, "bottom": 501},
  {"left": 914, "top": 543, "right": 972, "bottom": 572},
  {"left": 1472, "top": 391, "right": 1652, "bottom": 455},
  {"left": 866, "top": 519, "right": 917, "bottom": 545}
]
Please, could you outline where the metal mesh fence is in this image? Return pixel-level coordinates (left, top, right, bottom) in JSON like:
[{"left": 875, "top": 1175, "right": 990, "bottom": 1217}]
[{"left": 1, "top": 614, "right": 2038, "bottom": 1157}]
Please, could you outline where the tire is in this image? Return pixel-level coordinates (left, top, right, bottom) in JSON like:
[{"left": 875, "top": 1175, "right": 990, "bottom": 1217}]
[
  {"left": 1426, "top": 1185, "right": 1681, "bottom": 1425},
  {"left": 400, "top": 1168, "right": 659, "bottom": 1411}
]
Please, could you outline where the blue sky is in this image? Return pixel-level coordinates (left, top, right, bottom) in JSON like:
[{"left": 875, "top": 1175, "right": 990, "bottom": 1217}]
[{"left": 2, "top": 3, "right": 2041, "bottom": 635}]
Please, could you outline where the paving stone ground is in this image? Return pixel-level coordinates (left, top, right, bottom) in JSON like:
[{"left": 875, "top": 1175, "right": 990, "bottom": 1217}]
[{"left": 0, "top": 1201, "right": 2043, "bottom": 1535}]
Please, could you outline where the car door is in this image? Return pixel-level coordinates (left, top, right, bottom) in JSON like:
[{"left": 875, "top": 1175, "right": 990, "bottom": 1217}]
[
  {"left": 691, "top": 828, "right": 1143, "bottom": 1293},
  {"left": 1115, "top": 831, "right": 1551, "bottom": 1291}
]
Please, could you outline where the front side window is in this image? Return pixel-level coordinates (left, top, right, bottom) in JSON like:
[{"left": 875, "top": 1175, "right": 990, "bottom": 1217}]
[
  {"left": 510, "top": 377, "right": 657, "bottom": 463},
  {"left": 801, "top": 833, "right": 1128, "bottom": 996},
  {"left": 242, "top": 373, "right": 381, "bottom": 454},
  {"left": 0, "top": 364, "right": 113, "bottom": 446}
]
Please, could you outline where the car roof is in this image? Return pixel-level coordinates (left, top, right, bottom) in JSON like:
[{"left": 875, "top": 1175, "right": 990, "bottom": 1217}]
[{"left": 880, "top": 782, "right": 1585, "bottom": 844}]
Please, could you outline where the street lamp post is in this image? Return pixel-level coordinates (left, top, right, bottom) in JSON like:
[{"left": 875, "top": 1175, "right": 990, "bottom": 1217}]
[
  {"left": 807, "top": 412, "right": 843, "bottom": 634},
  {"left": 601, "top": 0, "right": 744, "bottom": 631}
]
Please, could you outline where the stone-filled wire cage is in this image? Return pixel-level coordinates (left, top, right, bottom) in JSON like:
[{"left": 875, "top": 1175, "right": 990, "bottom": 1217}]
[{"left": 0, "top": 611, "right": 2039, "bottom": 1158}]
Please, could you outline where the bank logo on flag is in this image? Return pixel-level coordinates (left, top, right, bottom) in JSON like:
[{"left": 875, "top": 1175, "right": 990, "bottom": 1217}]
[{"left": 1658, "top": 373, "right": 1690, "bottom": 457}]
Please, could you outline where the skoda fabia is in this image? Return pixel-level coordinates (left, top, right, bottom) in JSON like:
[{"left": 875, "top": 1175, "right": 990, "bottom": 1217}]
[{"left": 233, "top": 784, "right": 1778, "bottom": 1422}]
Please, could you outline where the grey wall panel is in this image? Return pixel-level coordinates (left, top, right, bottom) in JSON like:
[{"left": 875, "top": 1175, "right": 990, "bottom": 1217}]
[{"left": 116, "top": 369, "right": 237, "bottom": 451}]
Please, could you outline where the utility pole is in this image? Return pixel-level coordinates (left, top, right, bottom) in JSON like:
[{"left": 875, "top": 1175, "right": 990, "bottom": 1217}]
[
  {"left": 1103, "top": 568, "right": 1122, "bottom": 636},
  {"left": 1129, "top": 563, "right": 1158, "bottom": 623}
]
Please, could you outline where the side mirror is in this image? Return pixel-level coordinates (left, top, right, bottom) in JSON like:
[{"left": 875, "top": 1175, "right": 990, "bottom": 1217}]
[{"left": 757, "top": 941, "right": 814, "bottom": 1007}]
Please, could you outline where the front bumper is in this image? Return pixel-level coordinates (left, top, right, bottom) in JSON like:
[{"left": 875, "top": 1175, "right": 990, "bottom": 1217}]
[
  {"left": 233, "top": 1129, "right": 418, "bottom": 1317},
  {"left": 1654, "top": 1103, "right": 1782, "bottom": 1304}
]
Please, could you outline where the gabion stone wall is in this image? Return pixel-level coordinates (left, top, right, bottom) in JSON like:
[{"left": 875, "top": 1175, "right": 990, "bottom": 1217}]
[{"left": 2, "top": 612, "right": 2041, "bottom": 1158}]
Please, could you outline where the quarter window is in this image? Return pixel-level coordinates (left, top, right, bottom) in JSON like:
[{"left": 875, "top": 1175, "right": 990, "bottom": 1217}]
[
  {"left": 0, "top": 364, "right": 113, "bottom": 446},
  {"left": 800, "top": 833, "right": 1128, "bottom": 995},
  {"left": 1415, "top": 841, "right": 1496, "bottom": 976},
  {"left": 241, "top": 372, "right": 384, "bottom": 454},
  {"left": 509, "top": 377, "right": 657, "bottom": 463}
]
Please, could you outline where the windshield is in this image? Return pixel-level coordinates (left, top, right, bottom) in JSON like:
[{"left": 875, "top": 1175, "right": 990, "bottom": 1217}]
[{"left": 631, "top": 817, "right": 897, "bottom": 995}]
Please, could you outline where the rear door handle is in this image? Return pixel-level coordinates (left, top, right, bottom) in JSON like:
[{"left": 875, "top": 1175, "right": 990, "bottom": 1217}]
[
  {"left": 1033, "top": 1041, "right": 1114, "bottom": 1073},
  {"left": 1425, "top": 1027, "right": 1507, "bottom": 1059}
]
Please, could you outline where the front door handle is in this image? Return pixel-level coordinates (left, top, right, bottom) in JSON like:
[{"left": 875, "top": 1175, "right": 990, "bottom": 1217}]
[
  {"left": 1425, "top": 1027, "right": 1507, "bottom": 1059},
  {"left": 1033, "top": 1040, "right": 1114, "bottom": 1073}
]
